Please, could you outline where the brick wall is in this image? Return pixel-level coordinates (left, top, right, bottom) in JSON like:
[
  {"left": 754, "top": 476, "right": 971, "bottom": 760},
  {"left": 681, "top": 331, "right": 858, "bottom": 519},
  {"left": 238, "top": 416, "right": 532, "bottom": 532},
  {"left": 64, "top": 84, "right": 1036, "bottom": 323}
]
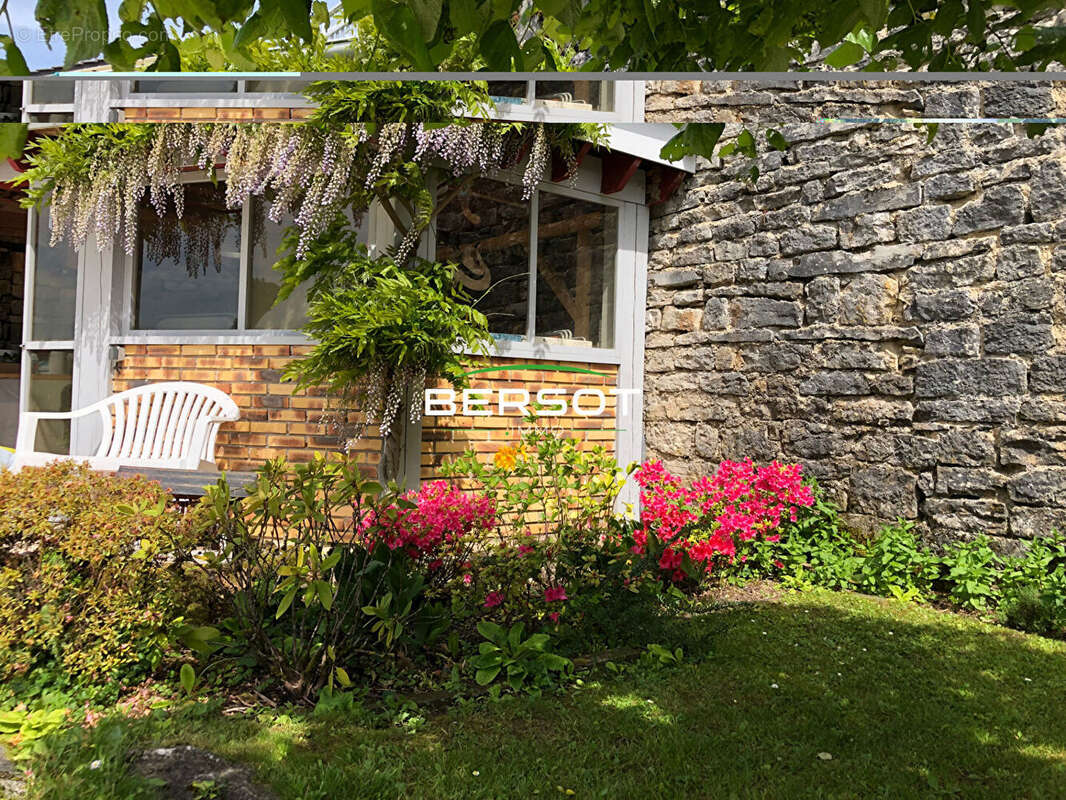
[
  {"left": 112, "top": 344, "right": 380, "bottom": 473},
  {"left": 113, "top": 346, "right": 619, "bottom": 481},
  {"left": 645, "top": 83, "right": 1066, "bottom": 549},
  {"left": 421, "top": 357, "right": 619, "bottom": 483}
]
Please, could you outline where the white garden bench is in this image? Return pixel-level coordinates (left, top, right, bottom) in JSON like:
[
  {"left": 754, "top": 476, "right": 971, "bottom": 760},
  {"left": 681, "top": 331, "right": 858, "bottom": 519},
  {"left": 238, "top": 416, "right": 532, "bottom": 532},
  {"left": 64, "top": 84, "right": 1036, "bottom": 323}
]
[{"left": 13, "top": 382, "right": 240, "bottom": 472}]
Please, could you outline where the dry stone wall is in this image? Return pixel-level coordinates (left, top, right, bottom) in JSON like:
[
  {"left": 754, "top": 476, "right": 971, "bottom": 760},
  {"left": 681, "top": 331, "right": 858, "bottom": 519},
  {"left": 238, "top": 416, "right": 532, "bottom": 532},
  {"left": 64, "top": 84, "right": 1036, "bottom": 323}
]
[{"left": 645, "top": 85, "right": 1066, "bottom": 547}]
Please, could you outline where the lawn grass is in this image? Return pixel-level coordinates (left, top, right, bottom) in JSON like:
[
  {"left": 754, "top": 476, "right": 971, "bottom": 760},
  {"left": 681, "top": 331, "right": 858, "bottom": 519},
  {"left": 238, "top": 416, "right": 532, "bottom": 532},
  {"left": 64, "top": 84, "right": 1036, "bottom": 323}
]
[{"left": 24, "top": 588, "right": 1066, "bottom": 799}]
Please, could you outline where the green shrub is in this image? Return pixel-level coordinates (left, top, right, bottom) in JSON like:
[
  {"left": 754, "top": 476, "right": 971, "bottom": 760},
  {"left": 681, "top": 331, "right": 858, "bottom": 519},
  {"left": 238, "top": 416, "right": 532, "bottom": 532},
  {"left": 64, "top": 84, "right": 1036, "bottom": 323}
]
[
  {"left": 942, "top": 536, "right": 1002, "bottom": 611},
  {"left": 184, "top": 456, "right": 451, "bottom": 703},
  {"left": 0, "top": 462, "right": 201, "bottom": 699},
  {"left": 999, "top": 533, "right": 1066, "bottom": 635},
  {"left": 854, "top": 520, "right": 940, "bottom": 601}
]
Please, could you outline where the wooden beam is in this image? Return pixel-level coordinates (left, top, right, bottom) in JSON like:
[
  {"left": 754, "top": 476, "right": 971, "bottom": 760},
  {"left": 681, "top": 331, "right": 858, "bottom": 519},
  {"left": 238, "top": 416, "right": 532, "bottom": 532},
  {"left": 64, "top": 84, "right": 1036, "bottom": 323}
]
[
  {"left": 653, "top": 166, "right": 687, "bottom": 205},
  {"left": 600, "top": 151, "right": 642, "bottom": 195},
  {"left": 436, "top": 211, "right": 603, "bottom": 259}
]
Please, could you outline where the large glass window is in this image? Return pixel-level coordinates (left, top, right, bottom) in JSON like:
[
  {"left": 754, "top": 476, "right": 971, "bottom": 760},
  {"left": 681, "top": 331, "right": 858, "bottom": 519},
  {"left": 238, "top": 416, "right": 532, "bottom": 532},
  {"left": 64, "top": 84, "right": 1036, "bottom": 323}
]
[
  {"left": 27, "top": 349, "right": 73, "bottom": 453},
  {"left": 133, "top": 183, "right": 242, "bottom": 330},
  {"left": 247, "top": 199, "right": 309, "bottom": 330},
  {"left": 131, "top": 185, "right": 309, "bottom": 332},
  {"left": 435, "top": 177, "right": 531, "bottom": 341},
  {"left": 435, "top": 178, "right": 619, "bottom": 351},
  {"left": 535, "top": 192, "right": 617, "bottom": 349},
  {"left": 31, "top": 225, "right": 77, "bottom": 341}
]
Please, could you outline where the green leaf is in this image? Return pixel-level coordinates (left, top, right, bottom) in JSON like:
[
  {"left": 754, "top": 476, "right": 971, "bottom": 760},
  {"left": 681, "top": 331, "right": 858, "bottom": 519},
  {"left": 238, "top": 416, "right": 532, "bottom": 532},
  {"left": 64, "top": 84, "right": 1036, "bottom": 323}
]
[
  {"left": 316, "top": 580, "right": 335, "bottom": 610},
  {"left": 766, "top": 129, "right": 789, "bottom": 151},
  {"left": 179, "top": 663, "right": 197, "bottom": 695},
  {"left": 477, "top": 620, "right": 505, "bottom": 644},
  {"left": 279, "top": 0, "right": 314, "bottom": 42},
  {"left": 335, "top": 666, "right": 351, "bottom": 687},
  {"left": 659, "top": 122, "right": 725, "bottom": 162},
  {"left": 276, "top": 587, "right": 297, "bottom": 619},
  {"left": 449, "top": 0, "right": 483, "bottom": 35},
  {"left": 824, "top": 40, "right": 866, "bottom": 68},
  {"left": 408, "top": 0, "right": 443, "bottom": 40},
  {"left": 475, "top": 666, "right": 501, "bottom": 685},
  {"left": 37, "top": 0, "right": 109, "bottom": 66},
  {"left": 373, "top": 0, "right": 434, "bottom": 70},
  {"left": 0, "top": 36, "right": 29, "bottom": 75},
  {"left": 479, "top": 19, "right": 523, "bottom": 70}
]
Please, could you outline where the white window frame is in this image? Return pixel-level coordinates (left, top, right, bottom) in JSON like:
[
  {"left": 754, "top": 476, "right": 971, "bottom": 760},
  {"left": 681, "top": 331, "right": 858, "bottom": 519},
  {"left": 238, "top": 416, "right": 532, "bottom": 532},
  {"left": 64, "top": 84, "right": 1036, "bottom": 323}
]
[
  {"left": 428, "top": 153, "right": 645, "bottom": 367},
  {"left": 116, "top": 170, "right": 314, "bottom": 346}
]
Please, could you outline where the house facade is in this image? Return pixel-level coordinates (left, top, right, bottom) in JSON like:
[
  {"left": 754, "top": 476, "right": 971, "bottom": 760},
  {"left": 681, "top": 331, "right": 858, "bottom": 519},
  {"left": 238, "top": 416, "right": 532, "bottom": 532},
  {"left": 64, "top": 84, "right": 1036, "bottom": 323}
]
[{"left": 1, "top": 124, "right": 689, "bottom": 507}]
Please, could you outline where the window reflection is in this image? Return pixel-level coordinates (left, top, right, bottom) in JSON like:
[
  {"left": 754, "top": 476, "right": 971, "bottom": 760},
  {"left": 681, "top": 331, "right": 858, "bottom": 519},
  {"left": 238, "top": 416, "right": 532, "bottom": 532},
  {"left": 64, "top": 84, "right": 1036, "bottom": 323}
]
[
  {"left": 535, "top": 192, "right": 617, "bottom": 349},
  {"left": 133, "top": 183, "right": 241, "bottom": 330},
  {"left": 31, "top": 222, "right": 77, "bottom": 341},
  {"left": 247, "top": 199, "right": 309, "bottom": 330},
  {"left": 435, "top": 177, "right": 530, "bottom": 341},
  {"left": 28, "top": 349, "right": 72, "bottom": 454}
]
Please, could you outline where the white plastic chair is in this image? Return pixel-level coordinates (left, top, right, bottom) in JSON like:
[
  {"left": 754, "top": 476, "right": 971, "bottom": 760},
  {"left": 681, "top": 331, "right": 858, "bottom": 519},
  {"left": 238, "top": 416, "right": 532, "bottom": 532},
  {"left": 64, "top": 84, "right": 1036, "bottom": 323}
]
[{"left": 13, "top": 382, "right": 240, "bottom": 472}]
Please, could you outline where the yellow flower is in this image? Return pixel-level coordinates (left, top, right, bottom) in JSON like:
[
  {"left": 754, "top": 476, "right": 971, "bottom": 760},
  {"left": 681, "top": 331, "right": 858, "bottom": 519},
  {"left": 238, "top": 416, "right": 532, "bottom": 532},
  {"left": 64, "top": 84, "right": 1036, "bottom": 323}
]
[{"left": 493, "top": 446, "right": 517, "bottom": 470}]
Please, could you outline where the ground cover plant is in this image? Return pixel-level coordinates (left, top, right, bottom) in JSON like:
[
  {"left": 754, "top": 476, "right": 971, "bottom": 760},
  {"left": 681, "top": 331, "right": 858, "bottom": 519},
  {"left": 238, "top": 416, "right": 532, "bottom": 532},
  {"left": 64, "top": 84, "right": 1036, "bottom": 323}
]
[{"left": 16, "top": 589, "right": 1066, "bottom": 799}]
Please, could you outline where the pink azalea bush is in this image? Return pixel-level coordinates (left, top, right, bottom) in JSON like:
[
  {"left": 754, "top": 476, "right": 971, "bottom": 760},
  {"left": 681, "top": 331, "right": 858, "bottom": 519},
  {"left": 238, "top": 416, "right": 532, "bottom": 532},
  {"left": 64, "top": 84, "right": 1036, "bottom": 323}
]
[
  {"left": 359, "top": 480, "right": 496, "bottom": 588},
  {"left": 632, "top": 459, "right": 814, "bottom": 582}
]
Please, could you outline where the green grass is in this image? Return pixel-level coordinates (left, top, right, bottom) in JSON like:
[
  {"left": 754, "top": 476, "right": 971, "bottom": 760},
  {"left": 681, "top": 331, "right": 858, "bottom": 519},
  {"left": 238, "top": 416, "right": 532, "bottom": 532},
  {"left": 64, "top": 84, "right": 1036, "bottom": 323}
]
[{"left": 22, "top": 588, "right": 1066, "bottom": 799}]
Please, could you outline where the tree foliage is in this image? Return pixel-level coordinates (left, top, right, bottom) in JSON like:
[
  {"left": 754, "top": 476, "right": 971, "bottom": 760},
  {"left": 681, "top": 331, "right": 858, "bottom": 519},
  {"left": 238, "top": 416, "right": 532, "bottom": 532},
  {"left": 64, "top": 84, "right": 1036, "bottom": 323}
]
[{"left": 8, "top": 0, "right": 1066, "bottom": 75}]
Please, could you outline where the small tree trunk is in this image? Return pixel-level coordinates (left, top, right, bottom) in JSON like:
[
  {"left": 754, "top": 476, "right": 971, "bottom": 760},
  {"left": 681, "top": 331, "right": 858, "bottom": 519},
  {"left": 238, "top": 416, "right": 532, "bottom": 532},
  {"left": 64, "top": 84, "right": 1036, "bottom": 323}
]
[{"left": 377, "top": 381, "right": 411, "bottom": 486}]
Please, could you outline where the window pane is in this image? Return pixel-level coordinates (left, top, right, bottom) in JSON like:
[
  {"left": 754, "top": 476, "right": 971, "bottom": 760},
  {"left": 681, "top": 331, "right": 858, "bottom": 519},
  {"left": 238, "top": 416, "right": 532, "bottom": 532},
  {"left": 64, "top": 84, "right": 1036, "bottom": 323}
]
[
  {"left": 30, "top": 80, "right": 75, "bottom": 104},
  {"left": 31, "top": 220, "right": 77, "bottom": 341},
  {"left": 535, "top": 192, "right": 617, "bottom": 349},
  {"left": 534, "top": 81, "right": 612, "bottom": 112},
  {"left": 435, "top": 177, "right": 530, "bottom": 341},
  {"left": 134, "top": 183, "right": 241, "bottom": 330},
  {"left": 133, "top": 80, "right": 238, "bottom": 93},
  {"left": 486, "top": 81, "right": 528, "bottom": 104},
  {"left": 27, "top": 349, "right": 72, "bottom": 454},
  {"left": 247, "top": 200, "right": 308, "bottom": 330},
  {"left": 244, "top": 79, "right": 307, "bottom": 93}
]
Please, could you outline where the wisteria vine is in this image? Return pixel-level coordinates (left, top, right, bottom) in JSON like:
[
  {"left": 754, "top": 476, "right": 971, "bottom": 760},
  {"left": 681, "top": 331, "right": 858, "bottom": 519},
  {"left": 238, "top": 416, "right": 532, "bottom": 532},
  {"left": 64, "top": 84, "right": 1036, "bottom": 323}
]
[{"left": 18, "top": 121, "right": 584, "bottom": 266}]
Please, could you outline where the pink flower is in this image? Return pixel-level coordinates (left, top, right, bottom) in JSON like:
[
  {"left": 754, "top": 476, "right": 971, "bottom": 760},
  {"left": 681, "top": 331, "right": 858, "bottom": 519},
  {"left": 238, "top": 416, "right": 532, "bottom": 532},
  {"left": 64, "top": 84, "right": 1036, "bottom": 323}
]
[
  {"left": 483, "top": 591, "right": 504, "bottom": 609},
  {"left": 548, "top": 612, "right": 560, "bottom": 623},
  {"left": 463, "top": 573, "right": 472, "bottom": 585},
  {"left": 544, "top": 586, "right": 568, "bottom": 603},
  {"left": 518, "top": 544, "right": 535, "bottom": 556}
]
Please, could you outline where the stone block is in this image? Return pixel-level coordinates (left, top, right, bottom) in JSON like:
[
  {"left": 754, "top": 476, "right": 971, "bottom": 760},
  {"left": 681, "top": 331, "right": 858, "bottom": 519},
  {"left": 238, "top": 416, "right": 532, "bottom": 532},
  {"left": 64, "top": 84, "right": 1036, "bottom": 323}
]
[
  {"left": 1009, "top": 467, "right": 1066, "bottom": 505},
  {"left": 983, "top": 319, "right": 1055, "bottom": 355},
  {"left": 936, "top": 429, "right": 996, "bottom": 466},
  {"left": 805, "top": 276, "right": 841, "bottom": 324},
  {"left": 907, "top": 290, "right": 977, "bottom": 322},
  {"left": 798, "top": 371, "right": 871, "bottom": 396},
  {"left": 907, "top": 253, "right": 995, "bottom": 292},
  {"left": 730, "top": 297, "right": 802, "bottom": 328},
  {"left": 787, "top": 243, "right": 919, "bottom": 278},
  {"left": 952, "top": 185, "right": 1026, "bottom": 235},
  {"left": 778, "top": 225, "right": 838, "bottom": 256},
  {"left": 812, "top": 184, "right": 922, "bottom": 222},
  {"left": 650, "top": 268, "right": 702, "bottom": 289},
  {"left": 924, "top": 498, "right": 1008, "bottom": 535},
  {"left": 839, "top": 212, "right": 896, "bottom": 249},
  {"left": 935, "top": 467, "right": 1007, "bottom": 497},
  {"left": 996, "top": 245, "right": 1045, "bottom": 281},
  {"left": 1029, "top": 356, "right": 1066, "bottom": 393},
  {"left": 839, "top": 274, "right": 899, "bottom": 326},
  {"left": 924, "top": 172, "right": 976, "bottom": 201},
  {"left": 915, "top": 358, "right": 1027, "bottom": 398},
  {"left": 915, "top": 398, "right": 1021, "bottom": 424},
  {"left": 849, "top": 465, "right": 918, "bottom": 518},
  {"left": 661, "top": 306, "right": 703, "bottom": 332},
  {"left": 923, "top": 325, "right": 980, "bottom": 358},
  {"left": 982, "top": 83, "right": 1053, "bottom": 117},
  {"left": 1010, "top": 506, "right": 1066, "bottom": 539},
  {"left": 896, "top": 205, "right": 953, "bottom": 242}
]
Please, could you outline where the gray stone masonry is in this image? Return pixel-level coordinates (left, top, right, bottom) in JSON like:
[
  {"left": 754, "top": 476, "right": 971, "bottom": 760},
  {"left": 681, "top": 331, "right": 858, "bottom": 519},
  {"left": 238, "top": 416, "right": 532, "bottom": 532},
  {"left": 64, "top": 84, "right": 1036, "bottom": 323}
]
[{"left": 646, "top": 84, "right": 1066, "bottom": 547}]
